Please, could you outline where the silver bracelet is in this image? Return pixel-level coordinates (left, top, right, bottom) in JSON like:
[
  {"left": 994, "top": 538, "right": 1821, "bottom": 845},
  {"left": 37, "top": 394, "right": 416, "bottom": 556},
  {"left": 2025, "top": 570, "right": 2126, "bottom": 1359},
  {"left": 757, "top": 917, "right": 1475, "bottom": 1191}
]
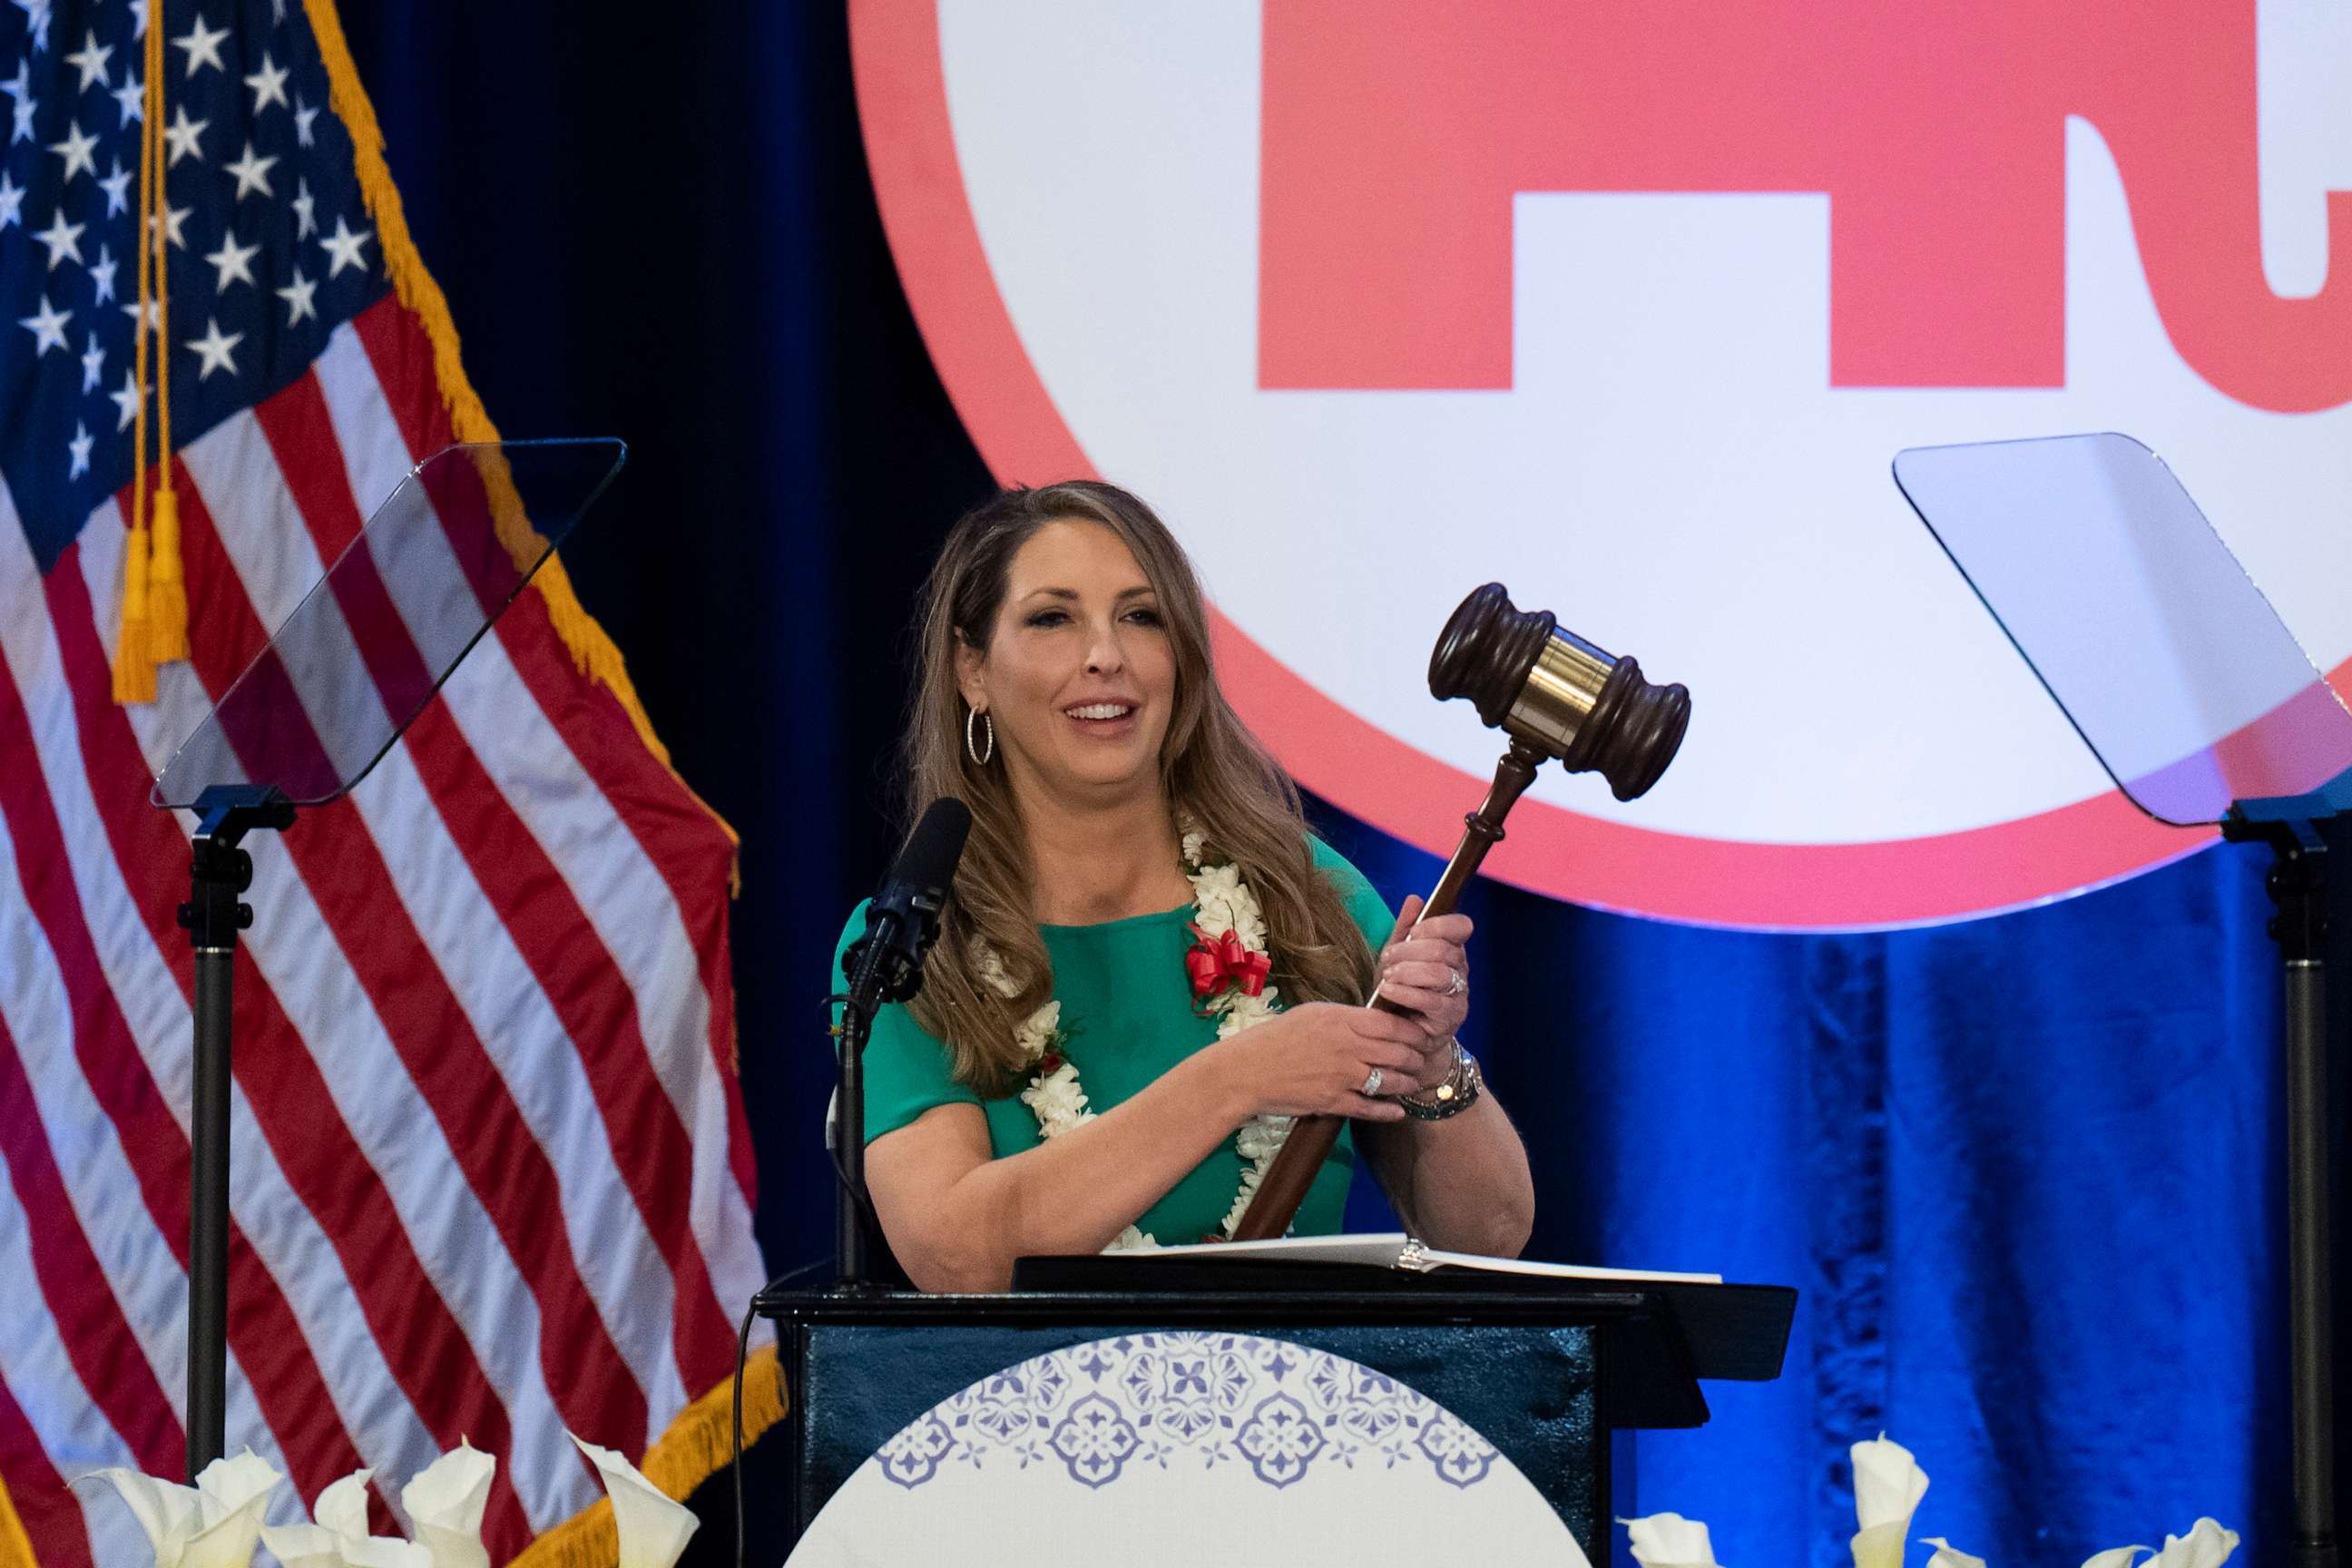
[{"left": 1399, "top": 1038, "right": 1483, "bottom": 1121}]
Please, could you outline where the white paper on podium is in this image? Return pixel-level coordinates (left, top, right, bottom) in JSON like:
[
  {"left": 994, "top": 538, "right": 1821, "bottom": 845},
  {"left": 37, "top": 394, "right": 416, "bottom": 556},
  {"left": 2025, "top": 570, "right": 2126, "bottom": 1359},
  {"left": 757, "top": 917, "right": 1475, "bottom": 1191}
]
[
  {"left": 1139, "top": 1231, "right": 1724, "bottom": 1284},
  {"left": 784, "top": 1331, "right": 1591, "bottom": 1567}
]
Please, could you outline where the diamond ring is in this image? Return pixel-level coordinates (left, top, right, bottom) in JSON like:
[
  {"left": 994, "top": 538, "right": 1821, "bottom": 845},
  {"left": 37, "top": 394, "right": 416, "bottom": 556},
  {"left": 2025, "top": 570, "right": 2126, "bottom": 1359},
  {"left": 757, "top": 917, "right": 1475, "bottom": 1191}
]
[
  {"left": 1446, "top": 969, "right": 1466, "bottom": 997},
  {"left": 1361, "top": 1067, "right": 1384, "bottom": 1097}
]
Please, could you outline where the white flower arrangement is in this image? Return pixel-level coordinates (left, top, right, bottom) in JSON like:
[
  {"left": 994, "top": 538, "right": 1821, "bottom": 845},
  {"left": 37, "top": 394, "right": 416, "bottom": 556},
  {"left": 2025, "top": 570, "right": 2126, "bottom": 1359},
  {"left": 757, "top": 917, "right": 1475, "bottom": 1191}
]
[
  {"left": 1851, "top": 1434, "right": 1932, "bottom": 1568},
  {"left": 1623, "top": 1511, "right": 1720, "bottom": 1568},
  {"left": 1620, "top": 1432, "right": 2240, "bottom": 1568},
  {"left": 78, "top": 1433, "right": 696, "bottom": 1568}
]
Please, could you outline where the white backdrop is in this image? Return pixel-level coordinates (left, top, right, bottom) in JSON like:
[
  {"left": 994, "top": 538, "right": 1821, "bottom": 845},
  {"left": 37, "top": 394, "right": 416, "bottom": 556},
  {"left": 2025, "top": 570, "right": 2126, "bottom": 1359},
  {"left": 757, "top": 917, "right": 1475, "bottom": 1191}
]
[{"left": 855, "top": 0, "right": 2352, "bottom": 926}]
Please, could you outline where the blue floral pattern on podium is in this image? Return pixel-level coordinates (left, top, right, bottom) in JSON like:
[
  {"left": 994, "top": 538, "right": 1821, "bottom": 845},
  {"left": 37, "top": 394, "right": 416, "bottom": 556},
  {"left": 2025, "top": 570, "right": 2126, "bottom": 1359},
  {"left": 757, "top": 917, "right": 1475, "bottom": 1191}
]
[
  {"left": 872, "top": 1332, "right": 1500, "bottom": 1494},
  {"left": 876, "top": 1414, "right": 955, "bottom": 1488},
  {"left": 1236, "top": 1392, "right": 1322, "bottom": 1486},
  {"left": 1049, "top": 1393, "right": 1140, "bottom": 1487}
]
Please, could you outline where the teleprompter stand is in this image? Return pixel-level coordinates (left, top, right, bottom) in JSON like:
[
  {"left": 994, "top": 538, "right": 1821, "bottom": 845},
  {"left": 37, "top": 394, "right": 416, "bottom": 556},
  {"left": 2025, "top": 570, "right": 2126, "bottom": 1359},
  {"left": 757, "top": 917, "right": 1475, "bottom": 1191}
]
[
  {"left": 176, "top": 783, "right": 295, "bottom": 1476},
  {"left": 148, "top": 440, "right": 626, "bottom": 1478},
  {"left": 2224, "top": 778, "right": 2347, "bottom": 1568},
  {"left": 1896, "top": 433, "right": 2348, "bottom": 1566}
]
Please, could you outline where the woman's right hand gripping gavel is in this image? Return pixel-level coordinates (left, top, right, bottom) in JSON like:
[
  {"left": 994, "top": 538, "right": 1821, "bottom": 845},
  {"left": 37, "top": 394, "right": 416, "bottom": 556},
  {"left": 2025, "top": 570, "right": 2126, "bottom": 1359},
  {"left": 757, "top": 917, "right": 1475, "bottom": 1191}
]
[{"left": 1212, "top": 1002, "right": 1448, "bottom": 1123}]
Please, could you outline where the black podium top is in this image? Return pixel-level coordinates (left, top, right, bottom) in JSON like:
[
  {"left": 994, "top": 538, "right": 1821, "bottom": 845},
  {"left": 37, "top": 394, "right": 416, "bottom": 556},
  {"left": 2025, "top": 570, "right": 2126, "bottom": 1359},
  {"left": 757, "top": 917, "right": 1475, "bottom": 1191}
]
[{"left": 760, "top": 1256, "right": 1793, "bottom": 1430}]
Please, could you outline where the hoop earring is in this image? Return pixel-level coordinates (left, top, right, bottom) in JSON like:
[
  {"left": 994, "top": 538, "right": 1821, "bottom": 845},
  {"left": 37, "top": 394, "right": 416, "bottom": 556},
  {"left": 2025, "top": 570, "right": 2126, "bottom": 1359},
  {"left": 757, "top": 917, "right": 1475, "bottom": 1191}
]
[{"left": 965, "top": 708, "right": 995, "bottom": 766}]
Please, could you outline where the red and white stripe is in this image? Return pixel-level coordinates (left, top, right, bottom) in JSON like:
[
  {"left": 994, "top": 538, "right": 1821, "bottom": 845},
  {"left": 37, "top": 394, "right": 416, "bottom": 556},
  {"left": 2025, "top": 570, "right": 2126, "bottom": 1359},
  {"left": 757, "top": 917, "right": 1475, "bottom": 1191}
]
[{"left": 0, "top": 294, "right": 763, "bottom": 1564}]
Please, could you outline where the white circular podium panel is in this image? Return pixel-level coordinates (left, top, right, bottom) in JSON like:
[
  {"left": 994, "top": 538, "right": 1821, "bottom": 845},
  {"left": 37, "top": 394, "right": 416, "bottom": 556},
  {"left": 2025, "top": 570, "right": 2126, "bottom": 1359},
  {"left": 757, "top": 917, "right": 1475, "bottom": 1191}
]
[{"left": 784, "top": 1331, "right": 1592, "bottom": 1566}]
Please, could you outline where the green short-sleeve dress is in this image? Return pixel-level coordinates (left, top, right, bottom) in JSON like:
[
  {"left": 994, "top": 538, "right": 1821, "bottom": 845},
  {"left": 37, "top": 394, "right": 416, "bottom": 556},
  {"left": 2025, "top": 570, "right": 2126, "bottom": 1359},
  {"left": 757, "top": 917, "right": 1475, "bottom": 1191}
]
[{"left": 834, "top": 838, "right": 1396, "bottom": 1245}]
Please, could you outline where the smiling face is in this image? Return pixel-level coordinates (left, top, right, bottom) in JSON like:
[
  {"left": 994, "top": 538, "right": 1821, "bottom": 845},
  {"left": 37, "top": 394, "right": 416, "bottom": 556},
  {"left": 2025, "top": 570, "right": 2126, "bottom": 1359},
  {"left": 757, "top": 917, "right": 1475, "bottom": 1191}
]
[{"left": 956, "top": 517, "right": 1179, "bottom": 808}]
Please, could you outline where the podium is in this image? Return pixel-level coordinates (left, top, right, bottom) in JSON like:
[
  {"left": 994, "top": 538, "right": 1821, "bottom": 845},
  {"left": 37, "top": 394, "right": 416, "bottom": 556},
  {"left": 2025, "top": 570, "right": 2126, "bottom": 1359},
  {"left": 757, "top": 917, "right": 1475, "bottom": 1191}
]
[{"left": 758, "top": 1259, "right": 1792, "bottom": 1566}]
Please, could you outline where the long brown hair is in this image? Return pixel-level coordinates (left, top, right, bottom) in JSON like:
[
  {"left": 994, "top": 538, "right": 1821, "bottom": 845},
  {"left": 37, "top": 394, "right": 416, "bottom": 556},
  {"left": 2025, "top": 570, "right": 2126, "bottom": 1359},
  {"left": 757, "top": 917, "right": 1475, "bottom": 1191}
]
[{"left": 900, "top": 481, "right": 1377, "bottom": 1091}]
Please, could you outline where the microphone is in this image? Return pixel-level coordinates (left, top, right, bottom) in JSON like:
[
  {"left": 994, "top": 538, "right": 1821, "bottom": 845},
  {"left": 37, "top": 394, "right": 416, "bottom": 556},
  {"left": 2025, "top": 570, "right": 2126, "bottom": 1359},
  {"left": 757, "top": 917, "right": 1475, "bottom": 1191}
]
[
  {"left": 843, "top": 797, "right": 972, "bottom": 1007},
  {"left": 831, "top": 797, "right": 970, "bottom": 1292}
]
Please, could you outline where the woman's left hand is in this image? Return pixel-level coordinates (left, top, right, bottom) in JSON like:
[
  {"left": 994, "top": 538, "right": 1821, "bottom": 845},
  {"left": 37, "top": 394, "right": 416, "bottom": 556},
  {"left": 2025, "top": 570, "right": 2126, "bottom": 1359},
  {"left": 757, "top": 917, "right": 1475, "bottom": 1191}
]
[{"left": 1373, "top": 895, "right": 1472, "bottom": 1091}]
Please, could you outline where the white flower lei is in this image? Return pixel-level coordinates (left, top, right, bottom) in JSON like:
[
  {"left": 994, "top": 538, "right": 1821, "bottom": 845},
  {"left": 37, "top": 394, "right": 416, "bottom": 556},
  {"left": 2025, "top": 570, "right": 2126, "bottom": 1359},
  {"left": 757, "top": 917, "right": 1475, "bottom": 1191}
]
[{"left": 988, "top": 827, "right": 1292, "bottom": 1252}]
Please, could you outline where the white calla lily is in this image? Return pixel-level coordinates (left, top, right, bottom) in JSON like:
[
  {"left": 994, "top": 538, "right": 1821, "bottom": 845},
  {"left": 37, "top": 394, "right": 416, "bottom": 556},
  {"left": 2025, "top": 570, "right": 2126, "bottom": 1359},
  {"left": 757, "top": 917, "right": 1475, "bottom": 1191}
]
[
  {"left": 311, "top": 1469, "right": 376, "bottom": 1543},
  {"left": 567, "top": 1432, "right": 700, "bottom": 1568},
  {"left": 398, "top": 1442, "right": 495, "bottom": 1568},
  {"left": 345, "top": 1537, "right": 438, "bottom": 1568},
  {"left": 2142, "top": 1519, "right": 2239, "bottom": 1568},
  {"left": 260, "top": 1466, "right": 433, "bottom": 1568},
  {"left": 76, "top": 1466, "right": 201, "bottom": 1561},
  {"left": 1847, "top": 1435, "right": 1929, "bottom": 1568},
  {"left": 78, "top": 1449, "right": 281, "bottom": 1568},
  {"left": 256, "top": 1521, "right": 351, "bottom": 1568},
  {"left": 261, "top": 1520, "right": 437, "bottom": 1568},
  {"left": 1594, "top": 1436, "right": 2236, "bottom": 1568},
  {"left": 1620, "top": 1510, "right": 1722, "bottom": 1566}
]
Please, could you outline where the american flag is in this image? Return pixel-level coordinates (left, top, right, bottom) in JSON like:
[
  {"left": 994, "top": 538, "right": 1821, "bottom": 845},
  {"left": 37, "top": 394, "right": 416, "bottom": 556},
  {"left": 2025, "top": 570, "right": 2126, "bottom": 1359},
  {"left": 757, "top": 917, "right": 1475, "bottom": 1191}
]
[{"left": 0, "top": 0, "right": 765, "bottom": 1562}]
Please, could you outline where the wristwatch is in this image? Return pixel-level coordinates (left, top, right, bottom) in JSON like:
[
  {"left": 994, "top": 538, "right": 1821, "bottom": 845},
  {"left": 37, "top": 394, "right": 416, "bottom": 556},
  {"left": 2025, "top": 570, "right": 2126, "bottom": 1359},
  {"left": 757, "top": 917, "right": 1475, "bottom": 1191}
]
[{"left": 1399, "top": 1039, "right": 1483, "bottom": 1121}]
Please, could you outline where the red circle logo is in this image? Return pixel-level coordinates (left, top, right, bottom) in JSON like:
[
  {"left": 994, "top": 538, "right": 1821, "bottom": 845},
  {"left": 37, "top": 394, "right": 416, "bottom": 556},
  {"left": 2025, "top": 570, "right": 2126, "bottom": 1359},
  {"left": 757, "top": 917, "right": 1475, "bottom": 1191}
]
[{"left": 851, "top": 0, "right": 2352, "bottom": 927}]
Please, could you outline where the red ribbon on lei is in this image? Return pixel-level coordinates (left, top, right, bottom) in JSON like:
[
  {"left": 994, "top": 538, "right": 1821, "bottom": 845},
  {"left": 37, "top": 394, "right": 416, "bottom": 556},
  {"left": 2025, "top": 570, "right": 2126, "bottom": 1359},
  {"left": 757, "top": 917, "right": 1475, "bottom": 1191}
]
[{"left": 1185, "top": 923, "right": 1271, "bottom": 1005}]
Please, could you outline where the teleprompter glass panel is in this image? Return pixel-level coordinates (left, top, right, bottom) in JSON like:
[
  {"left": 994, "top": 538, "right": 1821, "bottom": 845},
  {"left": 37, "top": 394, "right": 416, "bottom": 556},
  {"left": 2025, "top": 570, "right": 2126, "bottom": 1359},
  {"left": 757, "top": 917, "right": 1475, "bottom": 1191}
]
[
  {"left": 1893, "top": 433, "right": 2352, "bottom": 827},
  {"left": 152, "top": 438, "right": 625, "bottom": 809}
]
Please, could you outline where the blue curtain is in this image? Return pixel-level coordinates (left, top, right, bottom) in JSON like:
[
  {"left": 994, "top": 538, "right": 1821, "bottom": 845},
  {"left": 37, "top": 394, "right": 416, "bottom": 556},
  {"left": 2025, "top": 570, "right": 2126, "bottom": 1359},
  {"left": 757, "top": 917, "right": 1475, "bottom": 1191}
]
[
  {"left": 1327, "top": 815, "right": 2295, "bottom": 1562},
  {"left": 342, "top": 5, "right": 2328, "bottom": 1562}
]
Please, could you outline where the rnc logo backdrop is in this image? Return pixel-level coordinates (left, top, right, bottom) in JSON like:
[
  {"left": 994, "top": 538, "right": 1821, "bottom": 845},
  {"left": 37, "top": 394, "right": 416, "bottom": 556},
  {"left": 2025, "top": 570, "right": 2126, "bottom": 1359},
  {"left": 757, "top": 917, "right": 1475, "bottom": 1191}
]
[{"left": 849, "top": 0, "right": 2352, "bottom": 929}]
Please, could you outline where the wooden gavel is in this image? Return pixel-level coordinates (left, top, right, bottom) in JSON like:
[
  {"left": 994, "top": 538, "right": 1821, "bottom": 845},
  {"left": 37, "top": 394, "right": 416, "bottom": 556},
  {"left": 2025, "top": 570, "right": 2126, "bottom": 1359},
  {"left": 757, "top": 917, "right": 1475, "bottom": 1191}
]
[{"left": 1228, "top": 583, "right": 1690, "bottom": 1240}]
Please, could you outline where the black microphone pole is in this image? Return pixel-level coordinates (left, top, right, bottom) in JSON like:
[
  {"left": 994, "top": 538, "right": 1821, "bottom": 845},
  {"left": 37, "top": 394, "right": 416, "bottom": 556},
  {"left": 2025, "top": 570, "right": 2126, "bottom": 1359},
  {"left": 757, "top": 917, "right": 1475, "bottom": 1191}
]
[
  {"left": 833, "top": 914, "right": 897, "bottom": 1290},
  {"left": 832, "top": 798, "right": 970, "bottom": 1289}
]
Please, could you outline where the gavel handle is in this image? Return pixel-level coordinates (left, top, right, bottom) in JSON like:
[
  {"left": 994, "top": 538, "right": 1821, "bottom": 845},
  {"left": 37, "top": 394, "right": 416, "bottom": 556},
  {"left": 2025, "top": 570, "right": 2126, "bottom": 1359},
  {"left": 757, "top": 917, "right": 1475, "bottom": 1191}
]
[{"left": 1229, "top": 741, "right": 1544, "bottom": 1241}]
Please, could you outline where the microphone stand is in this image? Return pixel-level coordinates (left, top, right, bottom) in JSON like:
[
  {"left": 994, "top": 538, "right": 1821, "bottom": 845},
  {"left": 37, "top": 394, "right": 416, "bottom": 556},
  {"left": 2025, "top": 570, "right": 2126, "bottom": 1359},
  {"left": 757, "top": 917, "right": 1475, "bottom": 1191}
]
[{"left": 831, "top": 911, "right": 901, "bottom": 1291}]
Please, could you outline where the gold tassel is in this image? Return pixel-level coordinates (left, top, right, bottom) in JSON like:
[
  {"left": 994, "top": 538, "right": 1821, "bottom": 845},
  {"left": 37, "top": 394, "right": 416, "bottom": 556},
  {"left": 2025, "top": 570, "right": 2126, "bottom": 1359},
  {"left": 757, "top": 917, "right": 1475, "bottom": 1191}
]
[
  {"left": 505, "top": 1343, "right": 788, "bottom": 1568},
  {"left": 115, "top": 0, "right": 165, "bottom": 708},
  {"left": 112, "top": 524, "right": 158, "bottom": 705},
  {"left": 146, "top": 488, "right": 190, "bottom": 662}
]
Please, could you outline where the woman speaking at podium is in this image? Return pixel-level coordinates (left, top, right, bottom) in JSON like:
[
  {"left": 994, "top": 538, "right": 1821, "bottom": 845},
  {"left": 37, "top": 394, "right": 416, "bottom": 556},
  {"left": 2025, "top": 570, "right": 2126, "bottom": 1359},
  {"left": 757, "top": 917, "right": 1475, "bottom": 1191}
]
[{"left": 838, "top": 482, "right": 1535, "bottom": 1291}]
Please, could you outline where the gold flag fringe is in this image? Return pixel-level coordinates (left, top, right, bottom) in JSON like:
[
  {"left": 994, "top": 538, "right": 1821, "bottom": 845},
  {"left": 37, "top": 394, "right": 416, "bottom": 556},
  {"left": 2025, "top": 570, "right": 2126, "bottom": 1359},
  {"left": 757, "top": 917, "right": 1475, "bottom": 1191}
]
[
  {"left": 0, "top": 1471, "right": 34, "bottom": 1568},
  {"left": 301, "top": 0, "right": 739, "bottom": 873},
  {"left": 506, "top": 1342, "right": 788, "bottom": 1568}
]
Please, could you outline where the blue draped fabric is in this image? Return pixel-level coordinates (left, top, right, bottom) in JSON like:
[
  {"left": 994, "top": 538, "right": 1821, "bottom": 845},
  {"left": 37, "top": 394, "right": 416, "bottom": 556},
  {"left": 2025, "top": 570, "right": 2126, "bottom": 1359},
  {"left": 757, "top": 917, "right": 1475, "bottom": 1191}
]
[
  {"left": 1328, "top": 817, "right": 2291, "bottom": 1562},
  {"left": 342, "top": 4, "right": 2318, "bottom": 1562}
]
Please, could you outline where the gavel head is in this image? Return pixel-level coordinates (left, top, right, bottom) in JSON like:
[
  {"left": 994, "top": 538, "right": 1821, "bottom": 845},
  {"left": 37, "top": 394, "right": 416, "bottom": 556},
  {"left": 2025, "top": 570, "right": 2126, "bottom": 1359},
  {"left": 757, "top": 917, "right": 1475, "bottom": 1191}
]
[{"left": 1427, "top": 583, "right": 1690, "bottom": 800}]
